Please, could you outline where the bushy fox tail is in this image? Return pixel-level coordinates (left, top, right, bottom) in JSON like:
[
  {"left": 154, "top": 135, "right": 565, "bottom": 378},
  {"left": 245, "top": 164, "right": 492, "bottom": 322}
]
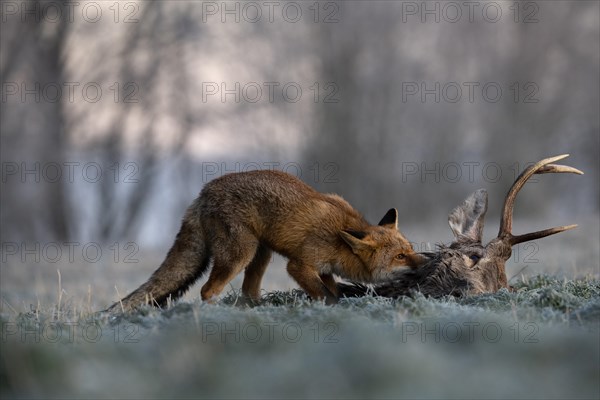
[{"left": 106, "top": 203, "right": 210, "bottom": 313}]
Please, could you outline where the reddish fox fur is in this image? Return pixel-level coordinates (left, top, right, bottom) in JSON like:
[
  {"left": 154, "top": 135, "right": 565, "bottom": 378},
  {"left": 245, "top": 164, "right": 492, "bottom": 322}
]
[{"left": 108, "top": 170, "right": 424, "bottom": 311}]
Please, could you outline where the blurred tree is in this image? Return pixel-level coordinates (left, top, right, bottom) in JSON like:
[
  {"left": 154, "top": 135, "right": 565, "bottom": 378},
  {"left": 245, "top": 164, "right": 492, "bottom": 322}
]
[
  {"left": 1, "top": 0, "right": 71, "bottom": 241},
  {"left": 1, "top": 0, "right": 597, "bottom": 247}
]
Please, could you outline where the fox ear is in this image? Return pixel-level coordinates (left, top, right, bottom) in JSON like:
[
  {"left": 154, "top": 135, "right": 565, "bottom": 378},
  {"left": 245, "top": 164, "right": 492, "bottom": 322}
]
[
  {"left": 340, "top": 230, "right": 372, "bottom": 253},
  {"left": 378, "top": 208, "right": 398, "bottom": 229},
  {"left": 448, "top": 189, "right": 488, "bottom": 243}
]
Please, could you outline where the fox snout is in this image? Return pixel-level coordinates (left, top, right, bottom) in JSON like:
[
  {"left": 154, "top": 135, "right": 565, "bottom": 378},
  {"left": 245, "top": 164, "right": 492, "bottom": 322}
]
[{"left": 400, "top": 252, "right": 429, "bottom": 268}]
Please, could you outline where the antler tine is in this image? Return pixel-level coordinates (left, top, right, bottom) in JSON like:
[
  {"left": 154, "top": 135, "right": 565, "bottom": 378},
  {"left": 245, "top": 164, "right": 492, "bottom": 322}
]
[
  {"left": 510, "top": 224, "right": 578, "bottom": 246},
  {"left": 536, "top": 164, "right": 584, "bottom": 175},
  {"left": 498, "top": 154, "right": 583, "bottom": 245}
]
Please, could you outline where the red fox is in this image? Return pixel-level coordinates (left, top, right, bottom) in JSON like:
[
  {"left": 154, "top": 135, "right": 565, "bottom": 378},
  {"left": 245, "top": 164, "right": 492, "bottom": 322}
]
[{"left": 107, "top": 170, "right": 425, "bottom": 312}]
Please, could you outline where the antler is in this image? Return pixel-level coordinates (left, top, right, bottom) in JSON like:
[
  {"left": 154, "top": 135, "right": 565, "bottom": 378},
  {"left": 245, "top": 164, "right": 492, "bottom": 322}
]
[{"left": 498, "top": 154, "right": 583, "bottom": 246}]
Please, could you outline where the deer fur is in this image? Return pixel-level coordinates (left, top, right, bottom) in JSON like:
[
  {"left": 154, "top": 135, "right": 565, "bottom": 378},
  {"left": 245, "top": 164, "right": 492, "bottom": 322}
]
[{"left": 338, "top": 155, "right": 583, "bottom": 298}]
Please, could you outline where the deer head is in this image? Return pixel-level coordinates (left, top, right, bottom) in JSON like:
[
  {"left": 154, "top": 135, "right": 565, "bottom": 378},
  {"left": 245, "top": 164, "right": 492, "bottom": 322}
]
[{"left": 338, "top": 155, "right": 583, "bottom": 298}]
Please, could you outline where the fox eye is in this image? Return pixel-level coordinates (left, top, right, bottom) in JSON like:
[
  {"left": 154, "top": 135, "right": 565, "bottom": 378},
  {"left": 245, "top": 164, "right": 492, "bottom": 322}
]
[
  {"left": 469, "top": 254, "right": 481, "bottom": 262},
  {"left": 395, "top": 254, "right": 406, "bottom": 260}
]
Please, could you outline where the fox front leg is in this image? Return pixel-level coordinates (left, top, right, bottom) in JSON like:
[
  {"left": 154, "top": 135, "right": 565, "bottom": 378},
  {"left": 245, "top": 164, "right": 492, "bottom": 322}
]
[
  {"left": 286, "top": 260, "right": 338, "bottom": 305},
  {"left": 319, "top": 273, "right": 339, "bottom": 298}
]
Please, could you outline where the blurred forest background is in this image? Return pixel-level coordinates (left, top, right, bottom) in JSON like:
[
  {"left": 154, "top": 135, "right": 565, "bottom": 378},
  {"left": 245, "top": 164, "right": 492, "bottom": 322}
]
[{"left": 1, "top": 0, "right": 598, "bottom": 302}]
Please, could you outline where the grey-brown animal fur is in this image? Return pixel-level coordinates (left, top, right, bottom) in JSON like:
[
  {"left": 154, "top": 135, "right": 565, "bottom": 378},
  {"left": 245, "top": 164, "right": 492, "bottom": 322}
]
[{"left": 338, "top": 155, "right": 583, "bottom": 298}]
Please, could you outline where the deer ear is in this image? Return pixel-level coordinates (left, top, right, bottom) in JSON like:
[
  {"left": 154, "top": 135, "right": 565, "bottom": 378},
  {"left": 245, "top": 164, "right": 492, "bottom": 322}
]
[
  {"left": 448, "top": 189, "right": 488, "bottom": 242},
  {"left": 340, "top": 230, "right": 372, "bottom": 253},
  {"left": 378, "top": 208, "right": 398, "bottom": 229}
]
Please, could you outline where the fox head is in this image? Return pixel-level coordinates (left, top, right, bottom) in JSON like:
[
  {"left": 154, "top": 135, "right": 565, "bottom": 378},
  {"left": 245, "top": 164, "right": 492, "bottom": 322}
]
[{"left": 340, "top": 209, "right": 427, "bottom": 282}]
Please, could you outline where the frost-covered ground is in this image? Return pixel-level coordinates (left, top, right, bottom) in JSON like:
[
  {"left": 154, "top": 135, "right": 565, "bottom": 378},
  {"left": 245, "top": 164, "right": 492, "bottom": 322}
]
[
  {"left": 1, "top": 222, "right": 598, "bottom": 398},
  {"left": 1, "top": 275, "right": 599, "bottom": 399}
]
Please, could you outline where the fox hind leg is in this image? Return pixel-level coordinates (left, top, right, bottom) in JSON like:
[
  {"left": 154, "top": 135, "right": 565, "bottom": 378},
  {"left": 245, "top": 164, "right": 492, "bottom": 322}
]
[
  {"left": 201, "top": 230, "right": 258, "bottom": 302},
  {"left": 241, "top": 243, "right": 272, "bottom": 302}
]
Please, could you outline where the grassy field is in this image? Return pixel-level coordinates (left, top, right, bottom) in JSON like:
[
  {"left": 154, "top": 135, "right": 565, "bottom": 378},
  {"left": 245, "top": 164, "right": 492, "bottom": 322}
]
[
  {"left": 1, "top": 272, "right": 599, "bottom": 399},
  {"left": 1, "top": 223, "right": 598, "bottom": 399}
]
